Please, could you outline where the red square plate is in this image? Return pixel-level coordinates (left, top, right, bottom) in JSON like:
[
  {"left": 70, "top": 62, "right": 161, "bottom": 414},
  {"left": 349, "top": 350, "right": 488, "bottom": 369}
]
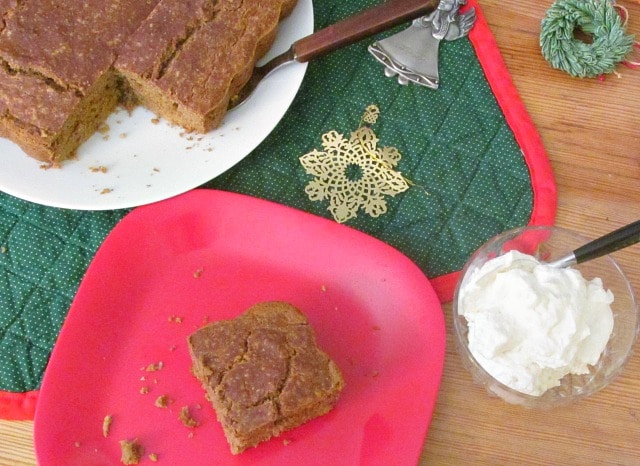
[{"left": 34, "top": 189, "right": 445, "bottom": 465}]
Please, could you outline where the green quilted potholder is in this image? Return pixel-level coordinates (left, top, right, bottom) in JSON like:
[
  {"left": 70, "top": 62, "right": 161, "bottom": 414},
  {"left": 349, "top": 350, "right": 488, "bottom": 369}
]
[
  {"left": 207, "top": 1, "right": 554, "bottom": 288},
  {"left": 0, "top": 0, "right": 555, "bottom": 418}
]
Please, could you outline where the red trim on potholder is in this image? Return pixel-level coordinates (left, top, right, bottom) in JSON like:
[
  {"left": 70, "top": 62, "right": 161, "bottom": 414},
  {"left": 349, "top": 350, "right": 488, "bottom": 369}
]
[
  {"left": 430, "top": 0, "right": 557, "bottom": 302},
  {"left": 1, "top": 0, "right": 556, "bottom": 421},
  {"left": 0, "top": 389, "right": 37, "bottom": 420}
]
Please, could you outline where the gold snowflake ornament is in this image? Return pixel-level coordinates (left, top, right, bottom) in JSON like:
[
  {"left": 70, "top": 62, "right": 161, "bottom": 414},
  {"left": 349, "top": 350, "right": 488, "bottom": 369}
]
[{"left": 299, "top": 105, "right": 410, "bottom": 223}]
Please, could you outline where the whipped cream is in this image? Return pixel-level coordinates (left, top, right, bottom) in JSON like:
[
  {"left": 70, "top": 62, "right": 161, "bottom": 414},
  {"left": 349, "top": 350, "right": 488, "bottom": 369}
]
[{"left": 458, "top": 250, "right": 614, "bottom": 396}]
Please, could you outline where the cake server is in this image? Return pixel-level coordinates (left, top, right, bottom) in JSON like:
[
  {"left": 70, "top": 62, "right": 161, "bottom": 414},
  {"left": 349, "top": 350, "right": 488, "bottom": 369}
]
[
  {"left": 231, "top": 0, "right": 440, "bottom": 107},
  {"left": 369, "top": 0, "right": 476, "bottom": 89}
]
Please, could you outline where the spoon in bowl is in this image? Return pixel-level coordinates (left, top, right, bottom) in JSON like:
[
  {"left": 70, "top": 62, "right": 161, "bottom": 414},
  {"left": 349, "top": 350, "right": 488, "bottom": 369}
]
[{"left": 548, "top": 220, "right": 640, "bottom": 268}]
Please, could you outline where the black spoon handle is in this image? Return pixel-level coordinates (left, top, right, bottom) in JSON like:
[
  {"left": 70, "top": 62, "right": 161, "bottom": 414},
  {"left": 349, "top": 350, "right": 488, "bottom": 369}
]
[{"left": 574, "top": 220, "right": 640, "bottom": 264}]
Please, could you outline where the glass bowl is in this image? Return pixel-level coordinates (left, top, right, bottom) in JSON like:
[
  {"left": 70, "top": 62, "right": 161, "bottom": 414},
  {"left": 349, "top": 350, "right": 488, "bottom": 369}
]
[{"left": 453, "top": 225, "right": 639, "bottom": 408}]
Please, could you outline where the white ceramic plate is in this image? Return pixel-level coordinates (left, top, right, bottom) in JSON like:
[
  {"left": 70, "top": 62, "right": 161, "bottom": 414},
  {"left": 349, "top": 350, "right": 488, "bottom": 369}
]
[{"left": 0, "top": 1, "right": 313, "bottom": 211}]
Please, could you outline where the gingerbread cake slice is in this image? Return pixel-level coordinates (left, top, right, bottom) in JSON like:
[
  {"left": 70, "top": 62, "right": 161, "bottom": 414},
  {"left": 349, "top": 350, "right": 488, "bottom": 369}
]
[
  {"left": 188, "top": 301, "right": 344, "bottom": 454},
  {"left": 115, "top": 0, "right": 298, "bottom": 133}
]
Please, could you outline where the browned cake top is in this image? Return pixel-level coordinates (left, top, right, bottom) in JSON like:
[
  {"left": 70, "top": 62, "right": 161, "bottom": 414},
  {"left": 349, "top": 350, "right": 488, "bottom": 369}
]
[
  {"left": 188, "top": 302, "right": 344, "bottom": 436},
  {"left": 115, "top": 0, "right": 220, "bottom": 80},
  {"left": 0, "top": 68, "right": 80, "bottom": 135},
  {"left": 0, "top": 0, "right": 160, "bottom": 91},
  {"left": 116, "top": 0, "right": 287, "bottom": 113}
]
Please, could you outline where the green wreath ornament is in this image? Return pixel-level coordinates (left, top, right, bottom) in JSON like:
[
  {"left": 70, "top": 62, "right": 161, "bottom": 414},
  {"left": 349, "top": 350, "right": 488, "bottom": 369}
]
[{"left": 540, "top": 0, "right": 635, "bottom": 78}]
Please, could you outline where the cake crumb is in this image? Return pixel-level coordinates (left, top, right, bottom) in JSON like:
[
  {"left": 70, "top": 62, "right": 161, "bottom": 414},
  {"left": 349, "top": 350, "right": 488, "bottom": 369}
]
[
  {"left": 145, "top": 361, "right": 163, "bottom": 372},
  {"left": 98, "top": 124, "right": 110, "bottom": 134},
  {"left": 283, "top": 439, "right": 292, "bottom": 446},
  {"left": 119, "top": 133, "right": 127, "bottom": 139},
  {"left": 169, "top": 345, "right": 177, "bottom": 352},
  {"left": 154, "top": 395, "right": 172, "bottom": 408},
  {"left": 140, "top": 386, "right": 149, "bottom": 395},
  {"left": 100, "top": 188, "right": 113, "bottom": 195},
  {"left": 151, "top": 118, "right": 160, "bottom": 125},
  {"left": 119, "top": 438, "right": 144, "bottom": 465},
  {"left": 168, "top": 315, "right": 183, "bottom": 324},
  {"left": 179, "top": 406, "right": 199, "bottom": 428},
  {"left": 149, "top": 453, "right": 159, "bottom": 462},
  {"left": 193, "top": 267, "right": 204, "bottom": 278},
  {"left": 103, "top": 414, "right": 113, "bottom": 437},
  {"left": 74, "top": 441, "right": 81, "bottom": 448},
  {"left": 1, "top": 246, "right": 6, "bottom": 253}
]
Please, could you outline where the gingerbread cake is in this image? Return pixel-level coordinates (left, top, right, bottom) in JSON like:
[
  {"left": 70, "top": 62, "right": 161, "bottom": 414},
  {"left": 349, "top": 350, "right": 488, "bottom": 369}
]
[
  {"left": 188, "top": 301, "right": 344, "bottom": 454},
  {"left": 0, "top": 0, "right": 296, "bottom": 164},
  {"left": 0, "top": 0, "right": 160, "bottom": 163}
]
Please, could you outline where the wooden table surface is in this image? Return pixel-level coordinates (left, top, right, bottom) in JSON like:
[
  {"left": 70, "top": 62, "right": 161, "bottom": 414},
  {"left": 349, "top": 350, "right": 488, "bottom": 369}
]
[{"left": 2, "top": 0, "right": 640, "bottom": 464}]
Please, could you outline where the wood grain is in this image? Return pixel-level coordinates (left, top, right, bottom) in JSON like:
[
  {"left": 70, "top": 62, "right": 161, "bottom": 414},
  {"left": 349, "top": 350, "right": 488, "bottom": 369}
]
[
  {"left": 0, "top": 421, "right": 36, "bottom": 465},
  {"left": 420, "top": 1, "right": 640, "bottom": 464},
  {"left": 1, "top": 1, "right": 640, "bottom": 464}
]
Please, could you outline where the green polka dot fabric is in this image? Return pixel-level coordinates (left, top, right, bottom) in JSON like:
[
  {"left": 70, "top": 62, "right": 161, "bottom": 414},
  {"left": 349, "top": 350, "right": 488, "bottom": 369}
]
[{"left": 0, "top": 0, "right": 556, "bottom": 415}]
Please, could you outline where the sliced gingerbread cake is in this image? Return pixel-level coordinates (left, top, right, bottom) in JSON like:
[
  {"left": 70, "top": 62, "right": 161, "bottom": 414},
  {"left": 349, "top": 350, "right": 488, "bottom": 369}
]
[{"left": 0, "top": 0, "right": 297, "bottom": 164}]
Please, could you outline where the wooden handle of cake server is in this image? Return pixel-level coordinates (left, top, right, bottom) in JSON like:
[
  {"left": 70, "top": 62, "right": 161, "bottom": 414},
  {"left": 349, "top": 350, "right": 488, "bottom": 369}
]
[{"left": 292, "top": 0, "right": 440, "bottom": 63}]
